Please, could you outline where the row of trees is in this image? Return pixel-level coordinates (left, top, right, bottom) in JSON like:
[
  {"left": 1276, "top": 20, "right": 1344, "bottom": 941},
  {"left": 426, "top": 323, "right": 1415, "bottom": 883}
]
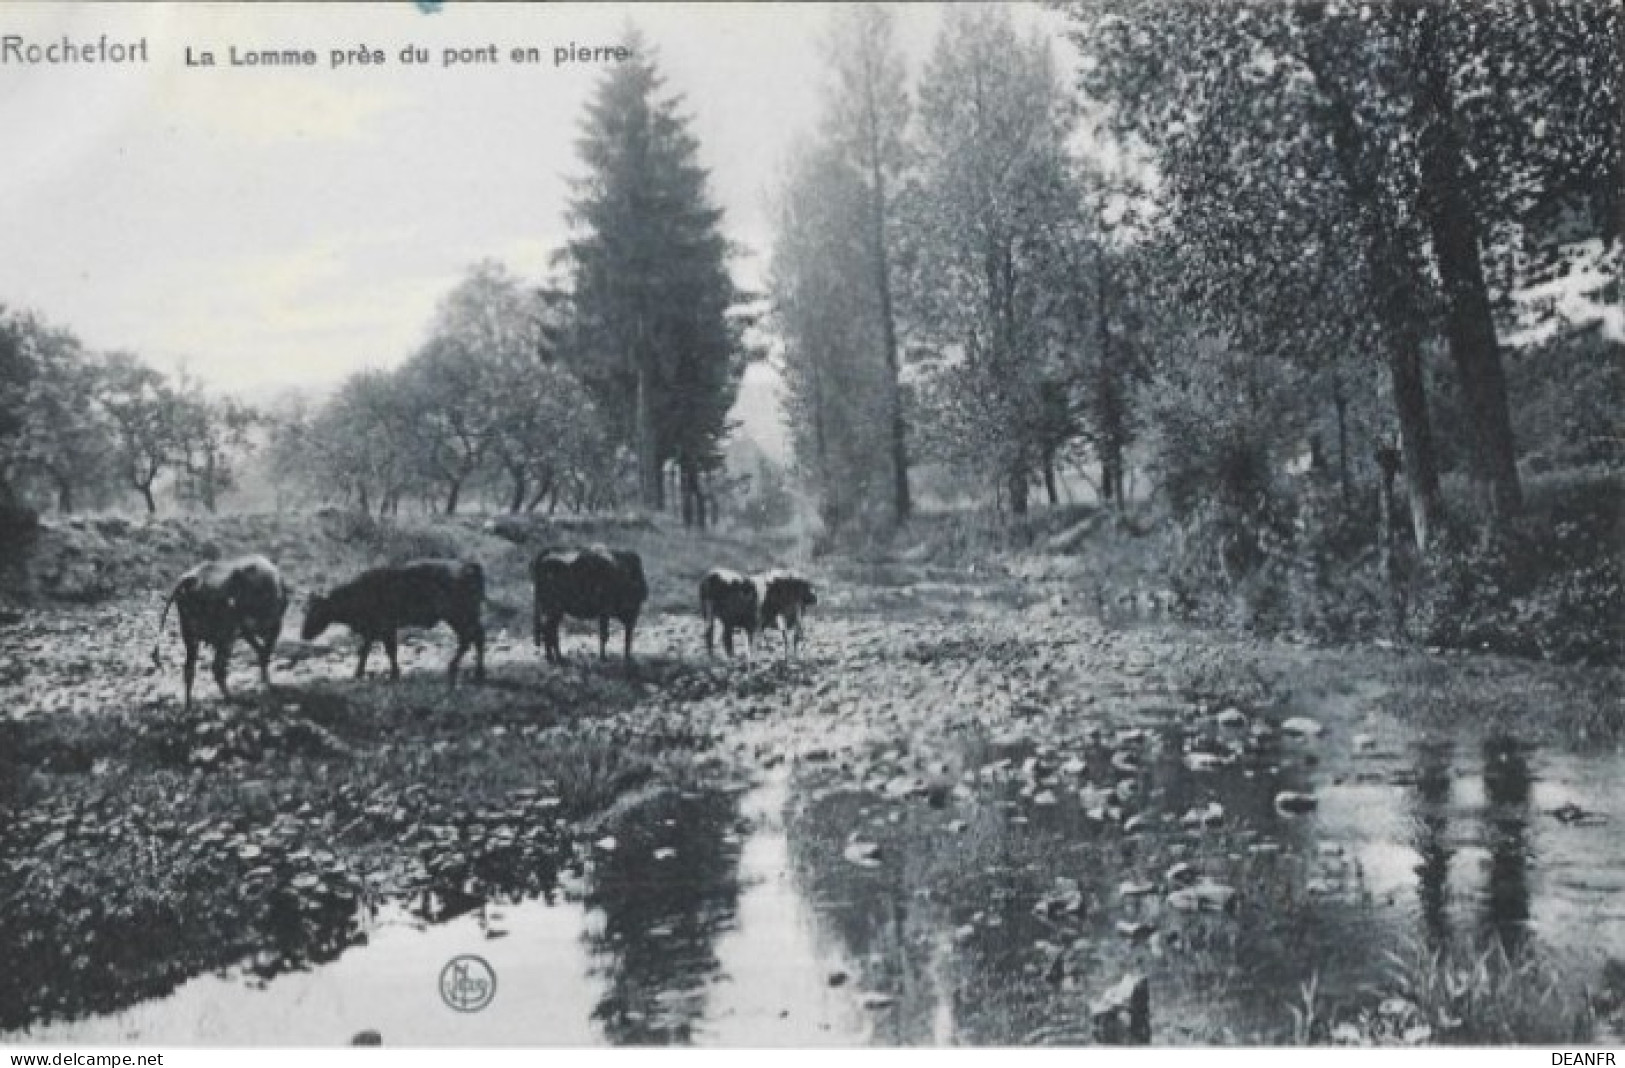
[
  {"left": 0, "top": 309, "right": 256, "bottom": 516},
  {"left": 272, "top": 40, "right": 755, "bottom": 526},
  {"left": 772, "top": 2, "right": 1620, "bottom": 552},
  {"left": 1067, "top": 0, "right": 1619, "bottom": 553},
  {"left": 4, "top": 35, "right": 758, "bottom": 529},
  {"left": 266, "top": 263, "right": 620, "bottom": 518},
  {"left": 772, "top": 6, "right": 1158, "bottom": 530}
]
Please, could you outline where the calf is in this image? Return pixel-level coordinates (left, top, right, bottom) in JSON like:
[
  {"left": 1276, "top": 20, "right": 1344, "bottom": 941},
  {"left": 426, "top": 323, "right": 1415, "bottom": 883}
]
[
  {"left": 531, "top": 545, "right": 647, "bottom": 664},
  {"left": 699, "top": 567, "right": 816, "bottom": 662},
  {"left": 755, "top": 569, "right": 817, "bottom": 661},
  {"left": 301, "top": 559, "right": 485, "bottom": 683},
  {"left": 150, "top": 554, "right": 291, "bottom": 710}
]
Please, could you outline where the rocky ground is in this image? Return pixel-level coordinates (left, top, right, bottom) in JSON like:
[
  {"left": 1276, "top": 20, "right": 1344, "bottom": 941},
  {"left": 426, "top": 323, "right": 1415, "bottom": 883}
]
[{"left": 1, "top": 515, "right": 1621, "bottom": 1044}]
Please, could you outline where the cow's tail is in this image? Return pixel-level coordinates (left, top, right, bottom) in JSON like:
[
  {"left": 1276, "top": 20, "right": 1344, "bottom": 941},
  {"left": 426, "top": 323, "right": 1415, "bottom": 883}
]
[{"left": 149, "top": 579, "right": 187, "bottom": 667}]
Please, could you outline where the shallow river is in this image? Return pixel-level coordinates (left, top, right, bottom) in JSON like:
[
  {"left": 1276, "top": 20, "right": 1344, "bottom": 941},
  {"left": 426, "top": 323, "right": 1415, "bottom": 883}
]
[{"left": 12, "top": 704, "right": 1625, "bottom": 1046}]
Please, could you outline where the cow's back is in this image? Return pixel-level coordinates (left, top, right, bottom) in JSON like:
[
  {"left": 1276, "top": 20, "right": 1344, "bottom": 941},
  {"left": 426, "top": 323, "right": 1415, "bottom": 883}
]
[
  {"left": 532, "top": 546, "right": 645, "bottom": 618},
  {"left": 701, "top": 568, "right": 757, "bottom": 627},
  {"left": 391, "top": 559, "right": 482, "bottom": 628},
  {"left": 183, "top": 555, "right": 285, "bottom": 619}
]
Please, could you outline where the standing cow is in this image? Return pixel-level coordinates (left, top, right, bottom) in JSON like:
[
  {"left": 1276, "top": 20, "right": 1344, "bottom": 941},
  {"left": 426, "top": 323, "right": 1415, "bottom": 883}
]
[
  {"left": 531, "top": 545, "right": 647, "bottom": 664},
  {"left": 150, "top": 554, "right": 291, "bottom": 709},
  {"left": 302, "top": 559, "right": 486, "bottom": 683},
  {"left": 699, "top": 567, "right": 816, "bottom": 662}
]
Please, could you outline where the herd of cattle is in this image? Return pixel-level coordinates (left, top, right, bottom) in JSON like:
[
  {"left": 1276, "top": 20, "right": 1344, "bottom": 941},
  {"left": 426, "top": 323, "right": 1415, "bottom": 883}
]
[{"left": 148, "top": 547, "right": 817, "bottom": 709}]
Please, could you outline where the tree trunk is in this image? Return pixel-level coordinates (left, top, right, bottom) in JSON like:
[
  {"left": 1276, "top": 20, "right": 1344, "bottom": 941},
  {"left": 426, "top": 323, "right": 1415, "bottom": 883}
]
[
  {"left": 444, "top": 479, "right": 461, "bottom": 515},
  {"left": 202, "top": 452, "right": 218, "bottom": 513},
  {"left": 1300, "top": 21, "right": 1444, "bottom": 556},
  {"left": 140, "top": 482, "right": 157, "bottom": 514},
  {"left": 1388, "top": 340, "right": 1441, "bottom": 555},
  {"left": 679, "top": 462, "right": 696, "bottom": 528},
  {"left": 1043, "top": 453, "right": 1059, "bottom": 506},
  {"left": 508, "top": 467, "right": 527, "bottom": 513},
  {"left": 635, "top": 368, "right": 661, "bottom": 511},
  {"left": 525, "top": 472, "right": 554, "bottom": 513},
  {"left": 56, "top": 479, "right": 72, "bottom": 515},
  {"left": 868, "top": 156, "right": 911, "bottom": 526},
  {"left": 1101, "top": 450, "right": 1124, "bottom": 510},
  {"left": 1413, "top": 7, "right": 1522, "bottom": 528},
  {"left": 1007, "top": 466, "right": 1029, "bottom": 518},
  {"left": 1094, "top": 253, "right": 1129, "bottom": 514}
]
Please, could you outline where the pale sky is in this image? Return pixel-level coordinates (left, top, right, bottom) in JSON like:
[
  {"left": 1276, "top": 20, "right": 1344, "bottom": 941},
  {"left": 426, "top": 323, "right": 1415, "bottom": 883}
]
[{"left": 0, "top": 1, "right": 1068, "bottom": 456}]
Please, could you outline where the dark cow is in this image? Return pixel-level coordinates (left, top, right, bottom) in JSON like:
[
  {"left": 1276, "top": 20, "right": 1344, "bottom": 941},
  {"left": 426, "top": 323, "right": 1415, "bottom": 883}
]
[
  {"left": 699, "top": 568, "right": 761, "bottom": 660},
  {"left": 531, "top": 545, "right": 648, "bottom": 664},
  {"left": 150, "top": 554, "right": 291, "bottom": 709},
  {"left": 699, "top": 567, "right": 816, "bottom": 662},
  {"left": 301, "top": 559, "right": 485, "bottom": 683},
  {"left": 756, "top": 569, "right": 817, "bottom": 660}
]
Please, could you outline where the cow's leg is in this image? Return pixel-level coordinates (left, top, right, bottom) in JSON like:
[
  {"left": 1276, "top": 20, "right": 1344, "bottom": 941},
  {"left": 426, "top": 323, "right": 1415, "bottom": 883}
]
[
  {"left": 744, "top": 625, "right": 755, "bottom": 665},
  {"left": 212, "top": 639, "right": 234, "bottom": 699},
  {"left": 705, "top": 613, "right": 716, "bottom": 657},
  {"left": 182, "top": 633, "right": 199, "bottom": 710},
  {"left": 383, "top": 630, "right": 400, "bottom": 680},
  {"left": 243, "top": 632, "right": 271, "bottom": 688},
  {"left": 544, "top": 615, "right": 562, "bottom": 664},
  {"left": 532, "top": 588, "right": 542, "bottom": 650},
  {"left": 260, "top": 620, "right": 282, "bottom": 688},
  {"left": 598, "top": 616, "right": 610, "bottom": 660},
  {"left": 722, "top": 624, "right": 735, "bottom": 658},
  {"left": 355, "top": 638, "right": 373, "bottom": 679},
  {"left": 472, "top": 622, "right": 486, "bottom": 682},
  {"left": 622, "top": 612, "right": 637, "bottom": 663},
  {"left": 447, "top": 634, "right": 465, "bottom": 686}
]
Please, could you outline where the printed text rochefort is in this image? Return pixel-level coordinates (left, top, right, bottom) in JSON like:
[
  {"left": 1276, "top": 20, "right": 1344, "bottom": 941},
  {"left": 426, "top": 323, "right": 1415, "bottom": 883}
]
[{"left": 1, "top": 34, "right": 150, "bottom": 65}]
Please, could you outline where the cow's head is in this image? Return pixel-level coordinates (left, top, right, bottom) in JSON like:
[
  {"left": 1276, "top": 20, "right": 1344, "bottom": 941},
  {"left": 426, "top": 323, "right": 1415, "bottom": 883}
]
[
  {"left": 301, "top": 593, "right": 332, "bottom": 640},
  {"left": 764, "top": 573, "right": 816, "bottom": 614}
]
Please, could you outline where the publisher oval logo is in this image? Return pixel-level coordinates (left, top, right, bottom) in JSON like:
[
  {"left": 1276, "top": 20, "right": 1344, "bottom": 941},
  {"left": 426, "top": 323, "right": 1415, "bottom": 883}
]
[{"left": 439, "top": 954, "right": 497, "bottom": 1013}]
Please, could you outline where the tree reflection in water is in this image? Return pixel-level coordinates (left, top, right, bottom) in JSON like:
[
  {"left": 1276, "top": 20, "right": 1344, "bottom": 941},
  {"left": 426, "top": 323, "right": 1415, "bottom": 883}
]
[
  {"left": 1480, "top": 735, "right": 1532, "bottom": 956},
  {"left": 1411, "top": 741, "right": 1455, "bottom": 951},
  {"left": 577, "top": 788, "right": 745, "bottom": 1045}
]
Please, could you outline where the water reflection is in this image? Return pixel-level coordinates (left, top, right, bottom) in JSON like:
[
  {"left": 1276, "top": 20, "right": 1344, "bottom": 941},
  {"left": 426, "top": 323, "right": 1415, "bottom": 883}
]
[
  {"left": 9, "top": 715, "right": 1625, "bottom": 1046},
  {"left": 578, "top": 789, "right": 743, "bottom": 1044},
  {"left": 1411, "top": 741, "right": 1454, "bottom": 950},
  {"left": 778, "top": 719, "right": 1625, "bottom": 1044},
  {"left": 1480, "top": 735, "right": 1532, "bottom": 956}
]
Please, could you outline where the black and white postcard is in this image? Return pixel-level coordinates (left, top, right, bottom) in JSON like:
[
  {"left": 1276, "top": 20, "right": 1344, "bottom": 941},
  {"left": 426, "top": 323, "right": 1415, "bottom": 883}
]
[{"left": 0, "top": 0, "right": 1620, "bottom": 1052}]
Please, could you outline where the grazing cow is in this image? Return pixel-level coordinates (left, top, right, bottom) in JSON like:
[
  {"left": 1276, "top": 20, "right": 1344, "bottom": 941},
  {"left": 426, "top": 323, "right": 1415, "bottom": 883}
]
[
  {"left": 755, "top": 569, "right": 817, "bottom": 661},
  {"left": 301, "top": 559, "right": 485, "bottom": 683},
  {"left": 530, "top": 545, "right": 647, "bottom": 664},
  {"left": 699, "top": 568, "right": 761, "bottom": 660},
  {"left": 150, "top": 554, "right": 291, "bottom": 710},
  {"left": 699, "top": 567, "right": 816, "bottom": 662}
]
